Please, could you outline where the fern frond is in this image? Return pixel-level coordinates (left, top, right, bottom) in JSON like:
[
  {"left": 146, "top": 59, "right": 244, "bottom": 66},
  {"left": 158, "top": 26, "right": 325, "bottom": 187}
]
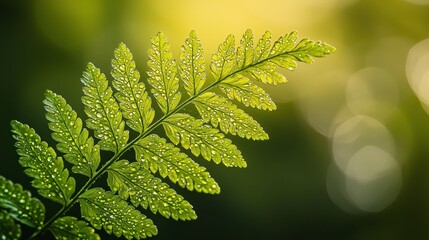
[
  {"left": 179, "top": 30, "right": 206, "bottom": 96},
  {"left": 134, "top": 134, "right": 220, "bottom": 194},
  {"left": 81, "top": 63, "right": 129, "bottom": 153},
  {"left": 210, "top": 34, "right": 236, "bottom": 80},
  {"left": 112, "top": 43, "right": 155, "bottom": 133},
  {"left": 107, "top": 160, "right": 196, "bottom": 220},
  {"left": 44, "top": 90, "right": 100, "bottom": 178},
  {"left": 219, "top": 74, "right": 276, "bottom": 110},
  {"left": 3, "top": 29, "right": 336, "bottom": 239},
  {"left": 0, "top": 176, "right": 45, "bottom": 229},
  {"left": 11, "top": 121, "right": 75, "bottom": 205},
  {"left": 194, "top": 92, "right": 268, "bottom": 140},
  {"left": 0, "top": 210, "right": 21, "bottom": 240},
  {"left": 50, "top": 216, "right": 99, "bottom": 240},
  {"left": 147, "top": 32, "right": 182, "bottom": 114},
  {"left": 163, "top": 113, "right": 246, "bottom": 167},
  {"left": 79, "top": 188, "right": 157, "bottom": 239}
]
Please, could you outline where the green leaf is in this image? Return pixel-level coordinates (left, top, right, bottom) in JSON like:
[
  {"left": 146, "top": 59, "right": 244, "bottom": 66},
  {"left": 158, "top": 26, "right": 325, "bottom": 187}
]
[
  {"left": 107, "top": 160, "right": 197, "bottom": 220},
  {"left": 246, "top": 62, "right": 287, "bottom": 85},
  {"left": 269, "top": 31, "right": 298, "bottom": 57},
  {"left": 194, "top": 92, "right": 268, "bottom": 140},
  {"left": 236, "top": 29, "right": 254, "bottom": 69},
  {"left": 81, "top": 63, "right": 129, "bottom": 153},
  {"left": 11, "top": 121, "right": 75, "bottom": 205},
  {"left": 147, "top": 32, "right": 182, "bottom": 114},
  {"left": 0, "top": 176, "right": 45, "bottom": 229},
  {"left": 0, "top": 210, "right": 21, "bottom": 240},
  {"left": 79, "top": 188, "right": 157, "bottom": 239},
  {"left": 179, "top": 30, "right": 207, "bottom": 96},
  {"left": 50, "top": 216, "right": 100, "bottom": 240},
  {"left": 111, "top": 43, "right": 155, "bottom": 133},
  {"left": 254, "top": 31, "right": 272, "bottom": 62},
  {"left": 4, "top": 30, "right": 336, "bottom": 240},
  {"left": 210, "top": 34, "right": 236, "bottom": 80},
  {"left": 219, "top": 74, "right": 276, "bottom": 110},
  {"left": 44, "top": 90, "right": 100, "bottom": 178},
  {"left": 163, "top": 113, "right": 246, "bottom": 167},
  {"left": 134, "top": 134, "right": 220, "bottom": 194}
]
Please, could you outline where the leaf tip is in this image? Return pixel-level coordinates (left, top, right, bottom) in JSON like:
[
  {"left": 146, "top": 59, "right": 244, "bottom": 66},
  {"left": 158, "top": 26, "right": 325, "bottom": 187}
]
[
  {"left": 118, "top": 42, "right": 127, "bottom": 48},
  {"left": 189, "top": 29, "right": 197, "bottom": 36}
]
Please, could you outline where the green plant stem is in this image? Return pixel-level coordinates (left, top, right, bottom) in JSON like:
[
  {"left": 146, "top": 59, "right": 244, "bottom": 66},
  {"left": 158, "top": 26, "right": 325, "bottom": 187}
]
[{"left": 27, "top": 50, "right": 297, "bottom": 239}]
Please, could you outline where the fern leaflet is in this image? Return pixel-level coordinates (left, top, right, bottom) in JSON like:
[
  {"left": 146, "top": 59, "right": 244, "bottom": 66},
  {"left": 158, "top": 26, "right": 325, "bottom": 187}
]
[
  {"left": 147, "top": 32, "right": 182, "bottom": 114},
  {"left": 50, "top": 216, "right": 100, "bottom": 240},
  {"left": 44, "top": 90, "right": 100, "bottom": 178},
  {"left": 0, "top": 176, "right": 45, "bottom": 229},
  {"left": 81, "top": 63, "right": 129, "bottom": 153},
  {"left": 194, "top": 92, "right": 268, "bottom": 140},
  {"left": 219, "top": 73, "right": 276, "bottom": 110},
  {"left": 107, "top": 160, "right": 196, "bottom": 220},
  {"left": 11, "top": 121, "right": 75, "bottom": 205},
  {"left": 179, "top": 30, "right": 206, "bottom": 96},
  {"left": 134, "top": 134, "right": 220, "bottom": 194},
  {"left": 1, "top": 210, "right": 21, "bottom": 240},
  {"left": 210, "top": 34, "right": 236, "bottom": 80},
  {"left": 112, "top": 43, "right": 155, "bottom": 133},
  {"left": 79, "top": 188, "right": 157, "bottom": 239},
  {"left": 163, "top": 113, "right": 246, "bottom": 167}
]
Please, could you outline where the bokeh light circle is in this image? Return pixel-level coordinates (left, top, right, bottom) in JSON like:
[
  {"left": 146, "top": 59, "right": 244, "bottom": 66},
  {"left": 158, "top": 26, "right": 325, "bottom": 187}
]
[
  {"left": 332, "top": 115, "right": 395, "bottom": 172},
  {"left": 407, "top": 39, "right": 429, "bottom": 112},
  {"left": 345, "top": 145, "right": 402, "bottom": 212},
  {"left": 330, "top": 115, "right": 401, "bottom": 213}
]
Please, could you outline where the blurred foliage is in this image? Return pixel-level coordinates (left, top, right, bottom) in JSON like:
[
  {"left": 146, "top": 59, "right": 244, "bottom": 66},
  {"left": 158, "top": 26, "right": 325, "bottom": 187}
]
[{"left": 1, "top": 0, "right": 429, "bottom": 239}]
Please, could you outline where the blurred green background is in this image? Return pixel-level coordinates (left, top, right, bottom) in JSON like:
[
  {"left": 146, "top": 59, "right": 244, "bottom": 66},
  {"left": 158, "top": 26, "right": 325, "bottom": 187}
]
[{"left": 2, "top": 0, "right": 429, "bottom": 239}]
